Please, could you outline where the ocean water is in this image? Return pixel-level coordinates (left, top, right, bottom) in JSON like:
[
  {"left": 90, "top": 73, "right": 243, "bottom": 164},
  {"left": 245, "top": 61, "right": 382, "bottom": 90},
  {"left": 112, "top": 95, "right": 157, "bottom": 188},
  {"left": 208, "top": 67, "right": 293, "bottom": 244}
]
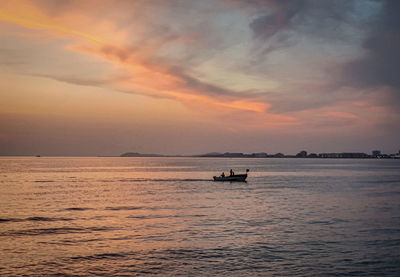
[{"left": 0, "top": 157, "right": 400, "bottom": 276}]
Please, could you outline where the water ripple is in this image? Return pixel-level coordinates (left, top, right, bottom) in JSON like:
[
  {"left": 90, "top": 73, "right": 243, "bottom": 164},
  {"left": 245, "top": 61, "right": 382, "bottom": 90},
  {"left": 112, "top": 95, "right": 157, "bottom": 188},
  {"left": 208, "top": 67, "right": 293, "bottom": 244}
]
[
  {"left": 63, "top": 207, "right": 93, "bottom": 211},
  {"left": 106, "top": 206, "right": 143, "bottom": 211},
  {"left": 0, "top": 216, "right": 73, "bottom": 223},
  {"left": 1, "top": 226, "right": 116, "bottom": 237}
]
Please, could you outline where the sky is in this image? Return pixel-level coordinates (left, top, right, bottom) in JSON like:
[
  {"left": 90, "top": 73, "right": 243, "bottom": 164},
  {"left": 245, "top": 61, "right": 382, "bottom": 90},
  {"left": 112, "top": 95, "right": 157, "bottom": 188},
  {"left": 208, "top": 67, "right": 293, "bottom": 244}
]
[{"left": 0, "top": 0, "right": 399, "bottom": 156}]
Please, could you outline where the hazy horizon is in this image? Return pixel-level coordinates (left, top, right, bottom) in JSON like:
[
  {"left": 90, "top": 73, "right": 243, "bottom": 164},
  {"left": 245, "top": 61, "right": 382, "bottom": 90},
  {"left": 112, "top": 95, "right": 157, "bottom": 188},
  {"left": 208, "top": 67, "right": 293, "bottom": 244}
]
[
  {"left": 1, "top": 0, "right": 400, "bottom": 156},
  {"left": 1, "top": 147, "right": 399, "bottom": 157}
]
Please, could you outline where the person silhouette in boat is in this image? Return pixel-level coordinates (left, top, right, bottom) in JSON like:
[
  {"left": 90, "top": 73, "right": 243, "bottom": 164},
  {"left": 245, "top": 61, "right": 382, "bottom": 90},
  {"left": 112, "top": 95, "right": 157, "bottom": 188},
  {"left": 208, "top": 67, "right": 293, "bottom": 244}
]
[
  {"left": 221, "top": 172, "right": 225, "bottom": 177},
  {"left": 230, "top": 169, "right": 234, "bottom": 176}
]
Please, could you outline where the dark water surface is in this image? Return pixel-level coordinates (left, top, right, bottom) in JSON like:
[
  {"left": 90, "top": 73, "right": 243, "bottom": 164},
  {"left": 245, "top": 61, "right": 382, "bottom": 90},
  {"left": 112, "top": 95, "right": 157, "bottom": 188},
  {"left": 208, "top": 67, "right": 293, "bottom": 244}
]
[{"left": 1, "top": 157, "right": 400, "bottom": 276}]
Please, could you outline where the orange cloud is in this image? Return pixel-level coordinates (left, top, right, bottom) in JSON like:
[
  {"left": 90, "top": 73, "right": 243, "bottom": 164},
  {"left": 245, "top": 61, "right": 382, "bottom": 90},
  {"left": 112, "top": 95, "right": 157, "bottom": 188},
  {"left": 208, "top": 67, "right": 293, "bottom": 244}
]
[
  {"left": 0, "top": 4, "right": 107, "bottom": 44},
  {"left": 0, "top": 0, "right": 298, "bottom": 129}
]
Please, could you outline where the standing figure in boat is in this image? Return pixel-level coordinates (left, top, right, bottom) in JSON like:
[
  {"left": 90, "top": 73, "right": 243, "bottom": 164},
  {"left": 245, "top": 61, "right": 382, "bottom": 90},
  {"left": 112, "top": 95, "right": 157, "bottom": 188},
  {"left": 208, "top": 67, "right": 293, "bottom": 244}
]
[{"left": 213, "top": 169, "right": 249, "bottom": 182}]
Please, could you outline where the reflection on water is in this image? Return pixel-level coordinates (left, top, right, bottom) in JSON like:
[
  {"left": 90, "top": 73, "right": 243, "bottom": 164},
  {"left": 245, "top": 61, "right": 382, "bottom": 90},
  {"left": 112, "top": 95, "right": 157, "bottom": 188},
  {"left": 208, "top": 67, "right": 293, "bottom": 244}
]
[{"left": 1, "top": 157, "right": 400, "bottom": 276}]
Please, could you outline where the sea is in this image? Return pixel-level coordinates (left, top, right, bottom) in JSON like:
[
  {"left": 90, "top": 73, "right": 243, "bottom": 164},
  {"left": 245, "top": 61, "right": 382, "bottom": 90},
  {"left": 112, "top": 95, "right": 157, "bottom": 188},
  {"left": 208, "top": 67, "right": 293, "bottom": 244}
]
[{"left": 0, "top": 157, "right": 400, "bottom": 276}]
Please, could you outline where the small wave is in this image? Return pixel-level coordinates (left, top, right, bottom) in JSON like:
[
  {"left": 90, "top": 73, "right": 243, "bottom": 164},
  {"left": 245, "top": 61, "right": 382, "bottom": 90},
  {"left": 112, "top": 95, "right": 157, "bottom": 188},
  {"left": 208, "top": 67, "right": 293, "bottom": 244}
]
[
  {"left": 1, "top": 217, "right": 73, "bottom": 223},
  {"left": 106, "top": 206, "right": 143, "bottom": 211},
  {"left": 34, "top": 180, "right": 55, "bottom": 183},
  {"left": 126, "top": 214, "right": 206, "bottom": 220},
  {"left": 307, "top": 218, "right": 348, "bottom": 225},
  {"left": 1, "top": 226, "right": 115, "bottom": 237},
  {"left": 181, "top": 178, "right": 211, "bottom": 182},
  {"left": 118, "top": 178, "right": 211, "bottom": 182},
  {"left": 69, "top": 252, "right": 127, "bottom": 261},
  {"left": 0, "top": 218, "right": 19, "bottom": 223},
  {"left": 127, "top": 214, "right": 180, "bottom": 220},
  {"left": 359, "top": 228, "right": 400, "bottom": 234},
  {"left": 1, "top": 227, "right": 85, "bottom": 236},
  {"left": 307, "top": 220, "right": 335, "bottom": 225},
  {"left": 26, "top": 216, "right": 72, "bottom": 222},
  {"left": 63, "top": 245, "right": 285, "bottom": 273},
  {"left": 64, "top": 207, "right": 93, "bottom": 211},
  {"left": 4, "top": 217, "right": 73, "bottom": 222}
]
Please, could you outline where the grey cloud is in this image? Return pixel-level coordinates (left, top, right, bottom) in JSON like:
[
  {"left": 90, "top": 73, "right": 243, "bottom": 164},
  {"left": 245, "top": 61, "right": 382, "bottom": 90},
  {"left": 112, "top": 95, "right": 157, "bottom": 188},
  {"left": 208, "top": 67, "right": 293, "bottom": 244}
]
[
  {"left": 100, "top": 45, "right": 137, "bottom": 62},
  {"left": 168, "top": 66, "right": 242, "bottom": 98},
  {"left": 336, "top": 0, "right": 400, "bottom": 113},
  {"left": 248, "top": 0, "right": 371, "bottom": 56},
  {"left": 249, "top": 0, "right": 305, "bottom": 39},
  {"left": 250, "top": 13, "right": 280, "bottom": 38},
  {"left": 31, "top": 66, "right": 250, "bottom": 104},
  {"left": 343, "top": 1, "right": 400, "bottom": 91},
  {"left": 32, "top": 74, "right": 110, "bottom": 87},
  {"left": 0, "top": 49, "right": 27, "bottom": 67},
  {"left": 96, "top": 44, "right": 257, "bottom": 101},
  {"left": 240, "top": 0, "right": 396, "bottom": 114},
  {"left": 31, "top": 0, "right": 79, "bottom": 15},
  {"left": 309, "top": 117, "right": 358, "bottom": 128},
  {"left": 30, "top": 72, "right": 176, "bottom": 102}
]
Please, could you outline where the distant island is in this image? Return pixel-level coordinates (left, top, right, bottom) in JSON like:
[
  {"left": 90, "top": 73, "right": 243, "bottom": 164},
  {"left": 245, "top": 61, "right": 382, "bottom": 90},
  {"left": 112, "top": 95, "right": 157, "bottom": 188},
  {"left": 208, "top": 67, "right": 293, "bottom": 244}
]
[
  {"left": 120, "top": 152, "right": 168, "bottom": 157},
  {"left": 120, "top": 150, "right": 400, "bottom": 159}
]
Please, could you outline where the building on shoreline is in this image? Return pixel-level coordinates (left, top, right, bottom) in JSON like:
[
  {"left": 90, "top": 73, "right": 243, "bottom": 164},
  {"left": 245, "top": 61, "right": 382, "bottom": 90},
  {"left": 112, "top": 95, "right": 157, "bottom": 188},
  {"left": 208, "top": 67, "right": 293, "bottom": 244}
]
[
  {"left": 121, "top": 150, "right": 400, "bottom": 159},
  {"left": 318, "top": 152, "right": 370, "bottom": 159}
]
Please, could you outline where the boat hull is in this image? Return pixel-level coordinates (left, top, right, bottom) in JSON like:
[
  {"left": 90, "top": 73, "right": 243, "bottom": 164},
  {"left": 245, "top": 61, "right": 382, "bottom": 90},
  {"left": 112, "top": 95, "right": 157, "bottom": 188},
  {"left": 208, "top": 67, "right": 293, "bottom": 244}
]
[{"left": 213, "top": 174, "right": 247, "bottom": 182}]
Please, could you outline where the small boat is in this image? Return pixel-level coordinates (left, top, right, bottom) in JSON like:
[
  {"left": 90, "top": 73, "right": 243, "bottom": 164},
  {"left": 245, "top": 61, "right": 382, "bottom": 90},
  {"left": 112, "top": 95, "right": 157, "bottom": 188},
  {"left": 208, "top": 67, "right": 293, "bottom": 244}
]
[{"left": 213, "top": 169, "right": 249, "bottom": 182}]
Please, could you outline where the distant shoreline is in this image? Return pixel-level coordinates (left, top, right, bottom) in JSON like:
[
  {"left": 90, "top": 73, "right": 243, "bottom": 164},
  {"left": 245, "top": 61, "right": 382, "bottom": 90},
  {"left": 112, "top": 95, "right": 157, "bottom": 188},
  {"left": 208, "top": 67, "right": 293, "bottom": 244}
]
[
  {"left": 119, "top": 151, "right": 400, "bottom": 159},
  {"left": 1, "top": 151, "right": 399, "bottom": 159}
]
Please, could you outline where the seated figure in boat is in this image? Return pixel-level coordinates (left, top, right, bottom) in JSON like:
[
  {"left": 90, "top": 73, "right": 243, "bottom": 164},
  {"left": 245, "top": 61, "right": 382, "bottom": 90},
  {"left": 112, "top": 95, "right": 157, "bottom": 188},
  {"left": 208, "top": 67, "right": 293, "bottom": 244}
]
[
  {"left": 221, "top": 172, "right": 225, "bottom": 177},
  {"left": 230, "top": 169, "right": 234, "bottom": 176}
]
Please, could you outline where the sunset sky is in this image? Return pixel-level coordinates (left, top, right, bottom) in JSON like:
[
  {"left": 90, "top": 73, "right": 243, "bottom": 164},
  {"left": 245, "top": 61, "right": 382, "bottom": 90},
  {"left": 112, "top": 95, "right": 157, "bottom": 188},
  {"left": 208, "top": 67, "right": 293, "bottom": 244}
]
[{"left": 1, "top": 0, "right": 399, "bottom": 156}]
